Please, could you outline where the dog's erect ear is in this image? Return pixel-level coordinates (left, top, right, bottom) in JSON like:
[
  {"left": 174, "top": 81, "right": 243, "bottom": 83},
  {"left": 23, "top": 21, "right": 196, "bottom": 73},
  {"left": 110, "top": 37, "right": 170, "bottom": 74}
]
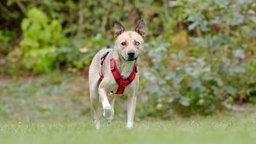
[
  {"left": 135, "top": 20, "right": 145, "bottom": 38},
  {"left": 114, "top": 22, "right": 125, "bottom": 39}
]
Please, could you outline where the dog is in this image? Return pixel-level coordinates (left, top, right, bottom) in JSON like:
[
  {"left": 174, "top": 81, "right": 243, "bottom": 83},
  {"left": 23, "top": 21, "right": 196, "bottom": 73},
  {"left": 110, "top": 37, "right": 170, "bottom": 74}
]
[{"left": 88, "top": 20, "right": 145, "bottom": 129}]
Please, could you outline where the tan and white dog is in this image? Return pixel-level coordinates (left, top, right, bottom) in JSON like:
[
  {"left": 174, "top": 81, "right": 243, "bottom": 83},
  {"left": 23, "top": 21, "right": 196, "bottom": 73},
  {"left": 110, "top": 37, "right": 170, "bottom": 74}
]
[{"left": 88, "top": 20, "right": 145, "bottom": 129}]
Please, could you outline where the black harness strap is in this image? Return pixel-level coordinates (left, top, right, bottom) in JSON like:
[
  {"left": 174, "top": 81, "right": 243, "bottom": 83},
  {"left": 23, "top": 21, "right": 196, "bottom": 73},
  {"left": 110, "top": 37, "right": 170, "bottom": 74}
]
[{"left": 99, "top": 51, "right": 110, "bottom": 80}]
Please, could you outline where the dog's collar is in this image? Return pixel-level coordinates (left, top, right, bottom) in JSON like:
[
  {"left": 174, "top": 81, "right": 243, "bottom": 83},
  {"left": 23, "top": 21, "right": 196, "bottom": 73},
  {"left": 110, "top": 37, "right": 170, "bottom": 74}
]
[{"left": 99, "top": 51, "right": 137, "bottom": 94}]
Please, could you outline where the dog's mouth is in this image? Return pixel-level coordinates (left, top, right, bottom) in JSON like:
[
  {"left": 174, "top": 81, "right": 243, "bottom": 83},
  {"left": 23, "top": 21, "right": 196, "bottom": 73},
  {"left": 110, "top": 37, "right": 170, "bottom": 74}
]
[
  {"left": 127, "top": 57, "right": 137, "bottom": 61},
  {"left": 120, "top": 54, "right": 137, "bottom": 61}
]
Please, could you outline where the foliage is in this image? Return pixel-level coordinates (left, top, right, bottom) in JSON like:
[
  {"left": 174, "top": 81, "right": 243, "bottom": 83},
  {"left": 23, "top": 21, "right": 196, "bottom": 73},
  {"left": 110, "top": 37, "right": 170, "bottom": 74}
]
[
  {"left": 0, "top": 0, "right": 256, "bottom": 117},
  {"left": 138, "top": 0, "right": 256, "bottom": 118},
  {"left": 140, "top": 39, "right": 255, "bottom": 118},
  {"left": 18, "top": 8, "right": 67, "bottom": 73}
]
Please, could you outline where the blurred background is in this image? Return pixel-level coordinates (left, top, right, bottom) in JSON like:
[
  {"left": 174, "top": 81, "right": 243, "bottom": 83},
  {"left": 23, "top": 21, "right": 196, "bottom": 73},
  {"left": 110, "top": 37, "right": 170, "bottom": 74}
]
[{"left": 0, "top": 0, "right": 256, "bottom": 121}]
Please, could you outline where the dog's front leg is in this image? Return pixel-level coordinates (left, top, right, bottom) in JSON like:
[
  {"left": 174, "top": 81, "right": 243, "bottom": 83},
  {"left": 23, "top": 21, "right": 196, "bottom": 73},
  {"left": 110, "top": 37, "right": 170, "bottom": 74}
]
[
  {"left": 98, "top": 86, "right": 114, "bottom": 122},
  {"left": 126, "top": 93, "right": 137, "bottom": 128}
]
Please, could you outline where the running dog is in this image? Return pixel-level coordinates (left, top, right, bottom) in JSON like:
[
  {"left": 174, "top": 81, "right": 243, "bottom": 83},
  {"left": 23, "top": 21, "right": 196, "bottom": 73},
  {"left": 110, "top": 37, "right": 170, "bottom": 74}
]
[{"left": 88, "top": 20, "right": 145, "bottom": 129}]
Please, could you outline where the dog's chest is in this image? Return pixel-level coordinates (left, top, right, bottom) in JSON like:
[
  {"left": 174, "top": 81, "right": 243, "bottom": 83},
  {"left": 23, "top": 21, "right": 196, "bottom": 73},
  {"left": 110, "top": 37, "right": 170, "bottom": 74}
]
[
  {"left": 120, "top": 68, "right": 133, "bottom": 78},
  {"left": 118, "top": 63, "right": 134, "bottom": 78},
  {"left": 105, "top": 68, "right": 134, "bottom": 95}
]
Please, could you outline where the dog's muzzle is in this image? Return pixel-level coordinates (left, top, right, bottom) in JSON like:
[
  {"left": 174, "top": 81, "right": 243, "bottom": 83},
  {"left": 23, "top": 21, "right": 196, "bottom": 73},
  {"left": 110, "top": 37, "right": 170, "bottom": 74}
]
[{"left": 127, "top": 51, "right": 137, "bottom": 61}]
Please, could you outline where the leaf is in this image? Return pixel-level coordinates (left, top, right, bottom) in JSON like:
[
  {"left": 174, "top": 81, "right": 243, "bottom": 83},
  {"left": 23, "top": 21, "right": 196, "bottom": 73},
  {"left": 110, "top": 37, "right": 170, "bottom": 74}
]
[
  {"left": 190, "top": 80, "right": 205, "bottom": 91},
  {"left": 188, "top": 22, "right": 199, "bottom": 31},
  {"left": 233, "top": 49, "right": 245, "bottom": 59},
  {"left": 50, "top": 20, "right": 62, "bottom": 38},
  {"left": 165, "top": 70, "right": 176, "bottom": 80},
  {"left": 225, "top": 86, "right": 237, "bottom": 96},
  {"left": 169, "top": 1, "right": 184, "bottom": 7},
  {"left": 173, "top": 74, "right": 184, "bottom": 84},
  {"left": 250, "top": 16, "right": 256, "bottom": 23},
  {"left": 230, "top": 66, "right": 245, "bottom": 74},
  {"left": 20, "top": 37, "right": 39, "bottom": 48},
  {"left": 232, "top": 13, "right": 244, "bottom": 25},
  {"left": 28, "top": 8, "right": 48, "bottom": 24},
  {"left": 179, "top": 97, "right": 190, "bottom": 107},
  {"left": 21, "top": 19, "right": 30, "bottom": 31}
]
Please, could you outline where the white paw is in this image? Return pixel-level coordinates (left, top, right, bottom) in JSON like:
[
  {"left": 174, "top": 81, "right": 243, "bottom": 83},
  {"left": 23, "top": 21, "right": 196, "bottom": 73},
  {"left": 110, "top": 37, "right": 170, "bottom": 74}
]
[
  {"left": 106, "top": 114, "right": 114, "bottom": 123},
  {"left": 94, "top": 119, "right": 101, "bottom": 129},
  {"left": 103, "top": 106, "right": 114, "bottom": 120},
  {"left": 126, "top": 122, "right": 133, "bottom": 129},
  {"left": 95, "top": 123, "right": 100, "bottom": 129}
]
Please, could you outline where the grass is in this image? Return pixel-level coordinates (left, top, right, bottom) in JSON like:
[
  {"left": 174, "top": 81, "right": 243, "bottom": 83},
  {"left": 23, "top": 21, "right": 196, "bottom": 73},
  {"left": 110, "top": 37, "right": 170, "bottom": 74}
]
[
  {"left": 0, "top": 71, "right": 89, "bottom": 121},
  {"left": 0, "top": 113, "right": 256, "bottom": 144},
  {"left": 0, "top": 72, "right": 256, "bottom": 144}
]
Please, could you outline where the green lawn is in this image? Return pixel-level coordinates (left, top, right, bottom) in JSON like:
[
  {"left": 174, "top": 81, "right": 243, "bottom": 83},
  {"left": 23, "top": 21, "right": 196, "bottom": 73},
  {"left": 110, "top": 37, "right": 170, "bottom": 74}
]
[
  {"left": 0, "top": 113, "right": 256, "bottom": 144},
  {"left": 0, "top": 72, "right": 256, "bottom": 144}
]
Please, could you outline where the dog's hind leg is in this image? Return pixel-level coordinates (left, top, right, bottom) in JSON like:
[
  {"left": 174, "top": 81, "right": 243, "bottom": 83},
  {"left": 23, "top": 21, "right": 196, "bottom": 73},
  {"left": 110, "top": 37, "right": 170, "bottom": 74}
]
[{"left": 89, "top": 80, "right": 101, "bottom": 129}]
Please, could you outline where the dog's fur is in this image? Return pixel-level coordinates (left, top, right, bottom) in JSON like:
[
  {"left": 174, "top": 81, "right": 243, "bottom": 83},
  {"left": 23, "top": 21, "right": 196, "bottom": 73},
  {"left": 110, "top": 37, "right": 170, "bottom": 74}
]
[{"left": 88, "top": 20, "right": 145, "bottom": 129}]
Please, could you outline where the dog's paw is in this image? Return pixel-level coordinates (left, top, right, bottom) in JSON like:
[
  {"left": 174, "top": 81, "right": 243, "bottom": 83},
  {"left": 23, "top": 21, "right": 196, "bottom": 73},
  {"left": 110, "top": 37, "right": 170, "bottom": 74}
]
[
  {"left": 103, "top": 106, "right": 114, "bottom": 121},
  {"left": 94, "top": 120, "right": 101, "bottom": 129},
  {"left": 107, "top": 114, "right": 114, "bottom": 123},
  {"left": 126, "top": 122, "right": 133, "bottom": 129},
  {"left": 94, "top": 122, "right": 101, "bottom": 129}
]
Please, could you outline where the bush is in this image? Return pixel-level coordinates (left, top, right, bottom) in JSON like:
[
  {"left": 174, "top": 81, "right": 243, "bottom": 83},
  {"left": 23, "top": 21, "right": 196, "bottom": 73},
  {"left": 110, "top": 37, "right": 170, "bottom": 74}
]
[
  {"left": 0, "top": 0, "right": 255, "bottom": 117},
  {"left": 140, "top": 38, "right": 256, "bottom": 118},
  {"left": 138, "top": 0, "right": 256, "bottom": 118},
  {"left": 17, "top": 8, "right": 67, "bottom": 73}
]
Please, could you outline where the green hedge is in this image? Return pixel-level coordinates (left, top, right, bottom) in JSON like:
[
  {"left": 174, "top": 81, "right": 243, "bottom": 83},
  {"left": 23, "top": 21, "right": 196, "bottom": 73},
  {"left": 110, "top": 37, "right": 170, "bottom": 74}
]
[{"left": 0, "top": 0, "right": 255, "bottom": 117}]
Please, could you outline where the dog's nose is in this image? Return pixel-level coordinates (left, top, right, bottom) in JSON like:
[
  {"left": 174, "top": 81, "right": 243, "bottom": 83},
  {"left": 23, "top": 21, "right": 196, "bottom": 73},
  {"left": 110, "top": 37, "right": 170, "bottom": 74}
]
[{"left": 128, "top": 51, "right": 135, "bottom": 58}]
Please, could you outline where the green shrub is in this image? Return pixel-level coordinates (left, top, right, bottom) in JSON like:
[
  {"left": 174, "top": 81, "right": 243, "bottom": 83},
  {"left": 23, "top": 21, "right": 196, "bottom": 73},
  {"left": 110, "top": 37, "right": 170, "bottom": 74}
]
[
  {"left": 0, "top": 0, "right": 256, "bottom": 117},
  {"left": 18, "top": 8, "right": 67, "bottom": 73},
  {"left": 138, "top": 0, "right": 256, "bottom": 118}
]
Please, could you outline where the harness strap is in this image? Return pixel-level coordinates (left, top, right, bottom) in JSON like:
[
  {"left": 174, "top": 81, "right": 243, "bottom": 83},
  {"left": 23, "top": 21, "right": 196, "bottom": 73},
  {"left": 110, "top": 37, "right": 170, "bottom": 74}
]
[
  {"left": 110, "top": 58, "right": 137, "bottom": 94},
  {"left": 99, "top": 51, "right": 110, "bottom": 80},
  {"left": 99, "top": 51, "right": 137, "bottom": 94}
]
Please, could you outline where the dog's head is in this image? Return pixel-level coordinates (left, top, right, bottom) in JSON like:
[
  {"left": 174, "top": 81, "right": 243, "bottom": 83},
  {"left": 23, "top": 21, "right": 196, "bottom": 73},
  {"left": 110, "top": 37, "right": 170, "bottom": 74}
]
[{"left": 114, "top": 20, "right": 145, "bottom": 61}]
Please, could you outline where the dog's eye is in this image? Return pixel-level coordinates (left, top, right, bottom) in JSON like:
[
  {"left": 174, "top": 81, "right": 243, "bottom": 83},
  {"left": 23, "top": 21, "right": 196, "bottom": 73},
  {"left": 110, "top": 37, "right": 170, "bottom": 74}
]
[
  {"left": 134, "top": 41, "right": 140, "bottom": 46},
  {"left": 121, "top": 42, "right": 127, "bottom": 46}
]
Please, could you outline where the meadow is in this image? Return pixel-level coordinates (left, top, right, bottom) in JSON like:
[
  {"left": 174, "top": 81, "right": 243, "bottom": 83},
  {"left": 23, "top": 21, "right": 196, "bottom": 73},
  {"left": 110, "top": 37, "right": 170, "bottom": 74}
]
[
  {"left": 0, "top": 111, "right": 255, "bottom": 144},
  {"left": 0, "top": 72, "right": 255, "bottom": 144}
]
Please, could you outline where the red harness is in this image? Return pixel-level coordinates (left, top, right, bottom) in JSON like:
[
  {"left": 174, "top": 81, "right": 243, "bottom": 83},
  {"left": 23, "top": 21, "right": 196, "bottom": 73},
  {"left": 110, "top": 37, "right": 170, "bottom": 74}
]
[{"left": 99, "top": 52, "right": 137, "bottom": 94}]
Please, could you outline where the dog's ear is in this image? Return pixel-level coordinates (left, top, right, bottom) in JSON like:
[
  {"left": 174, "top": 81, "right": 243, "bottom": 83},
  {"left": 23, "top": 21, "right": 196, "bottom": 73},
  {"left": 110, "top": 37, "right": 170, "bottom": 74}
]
[
  {"left": 135, "top": 20, "right": 145, "bottom": 38},
  {"left": 114, "top": 22, "right": 125, "bottom": 39}
]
